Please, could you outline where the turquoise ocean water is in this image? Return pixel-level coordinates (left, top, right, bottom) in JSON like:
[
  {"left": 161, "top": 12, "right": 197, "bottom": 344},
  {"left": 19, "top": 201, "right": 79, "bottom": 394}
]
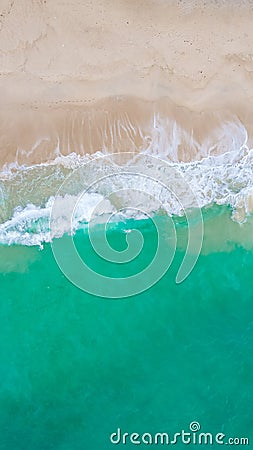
[{"left": 0, "top": 203, "right": 253, "bottom": 449}]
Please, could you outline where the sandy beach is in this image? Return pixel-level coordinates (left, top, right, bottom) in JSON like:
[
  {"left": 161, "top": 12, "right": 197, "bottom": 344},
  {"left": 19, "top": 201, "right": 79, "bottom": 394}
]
[
  {"left": 1, "top": 5, "right": 253, "bottom": 446},
  {"left": 1, "top": 0, "right": 253, "bottom": 166}
]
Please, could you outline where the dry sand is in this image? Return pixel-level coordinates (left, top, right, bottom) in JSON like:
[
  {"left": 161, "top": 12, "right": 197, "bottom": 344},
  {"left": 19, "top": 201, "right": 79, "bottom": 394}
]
[{"left": 1, "top": 0, "right": 253, "bottom": 166}]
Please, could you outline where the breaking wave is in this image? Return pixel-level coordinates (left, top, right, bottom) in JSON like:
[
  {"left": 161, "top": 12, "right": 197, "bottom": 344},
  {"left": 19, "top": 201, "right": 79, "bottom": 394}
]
[{"left": 1, "top": 115, "right": 253, "bottom": 246}]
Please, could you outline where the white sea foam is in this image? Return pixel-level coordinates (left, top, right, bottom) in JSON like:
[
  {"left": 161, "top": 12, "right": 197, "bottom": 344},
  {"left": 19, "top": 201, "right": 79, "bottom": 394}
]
[
  {"left": 0, "top": 193, "right": 116, "bottom": 247},
  {"left": 1, "top": 116, "right": 253, "bottom": 246}
]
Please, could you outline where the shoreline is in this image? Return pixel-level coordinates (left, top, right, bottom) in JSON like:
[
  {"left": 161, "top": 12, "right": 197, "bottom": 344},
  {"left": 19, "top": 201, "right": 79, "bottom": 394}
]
[
  {"left": 0, "top": 95, "right": 251, "bottom": 168},
  {"left": 1, "top": 1, "right": 253, "bottom": 166}
]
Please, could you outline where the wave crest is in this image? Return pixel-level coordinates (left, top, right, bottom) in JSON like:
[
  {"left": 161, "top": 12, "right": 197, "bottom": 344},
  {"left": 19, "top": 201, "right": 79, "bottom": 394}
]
[{"left": 1, "top": 115, "right": 253, "bottom": 246}]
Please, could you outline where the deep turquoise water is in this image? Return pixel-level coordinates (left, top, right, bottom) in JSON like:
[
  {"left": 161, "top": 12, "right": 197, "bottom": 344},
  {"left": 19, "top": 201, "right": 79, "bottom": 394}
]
[{"left": 0, "top": 206, "right": 253, "bottom": 449}]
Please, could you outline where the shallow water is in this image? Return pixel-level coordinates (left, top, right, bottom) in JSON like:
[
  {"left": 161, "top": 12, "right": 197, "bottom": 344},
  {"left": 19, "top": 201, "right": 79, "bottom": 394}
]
[
  {"left": 1, "top": 117, "right": 253, "bottom": 448},
  {"left": 0, "top": 207, "right": 253, "bottom": 449}
]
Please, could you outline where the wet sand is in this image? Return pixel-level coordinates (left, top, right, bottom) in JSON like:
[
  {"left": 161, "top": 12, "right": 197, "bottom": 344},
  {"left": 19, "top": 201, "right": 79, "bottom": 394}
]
[{"left": 1, "top": 0, "right": 253, "bottom": 166}]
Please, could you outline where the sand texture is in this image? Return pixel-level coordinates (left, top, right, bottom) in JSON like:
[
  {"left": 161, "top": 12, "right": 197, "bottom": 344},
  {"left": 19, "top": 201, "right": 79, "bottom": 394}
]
[{"left": 1, "top": 0, "right": 253, "bottom": 165}]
